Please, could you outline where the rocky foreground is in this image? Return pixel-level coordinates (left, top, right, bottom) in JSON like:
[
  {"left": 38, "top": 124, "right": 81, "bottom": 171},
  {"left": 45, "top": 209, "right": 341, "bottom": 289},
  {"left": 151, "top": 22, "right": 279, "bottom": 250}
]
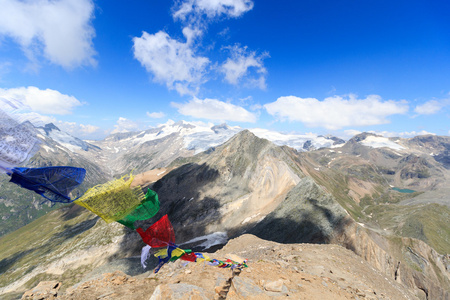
[{"left": 22, "top": 234, "right": 419, "bottom": 300}]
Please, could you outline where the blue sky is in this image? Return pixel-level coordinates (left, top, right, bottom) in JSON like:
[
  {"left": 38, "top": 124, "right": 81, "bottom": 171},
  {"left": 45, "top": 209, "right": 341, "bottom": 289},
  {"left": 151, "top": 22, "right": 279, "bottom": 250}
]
[{"left": 0, "top": 0, "right": 449, "bottom": 140}]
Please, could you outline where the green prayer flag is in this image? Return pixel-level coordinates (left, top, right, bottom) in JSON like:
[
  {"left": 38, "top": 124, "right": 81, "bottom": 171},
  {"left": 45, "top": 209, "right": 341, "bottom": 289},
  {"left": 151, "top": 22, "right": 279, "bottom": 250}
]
[{"left": 117, "top": 188, "right": 160, "bottom": 229}]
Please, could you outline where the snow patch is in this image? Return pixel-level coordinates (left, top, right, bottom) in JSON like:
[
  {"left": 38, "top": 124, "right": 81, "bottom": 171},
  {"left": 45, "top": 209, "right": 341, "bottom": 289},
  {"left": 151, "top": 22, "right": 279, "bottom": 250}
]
[
  {"left": 38, "top": 126, "right": 88, "bottom": 152},
  {"left": 241, "top": 213, "right": 261, "bottom": 225},
  {"left": 180, "top": 232, "right": 228, "bottom": 250},
  {"left": 41, "top": 145, "right": 54, "bottom": 153},
  {"left": 249, "top": 128, "right": 341, "bottom": 151},
  {"left": 360, "top": 136, "right": 404, "bottom": 150}
]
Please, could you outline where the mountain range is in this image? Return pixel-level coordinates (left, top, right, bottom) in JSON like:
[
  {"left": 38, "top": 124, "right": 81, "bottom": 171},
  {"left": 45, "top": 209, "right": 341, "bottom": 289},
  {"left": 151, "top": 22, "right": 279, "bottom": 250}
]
[
  {"left": 0, "top": 120, "right": 345, "bottom": 237},
  {"left": 0, "top": 121, "right": 449, "bottom": 299}
]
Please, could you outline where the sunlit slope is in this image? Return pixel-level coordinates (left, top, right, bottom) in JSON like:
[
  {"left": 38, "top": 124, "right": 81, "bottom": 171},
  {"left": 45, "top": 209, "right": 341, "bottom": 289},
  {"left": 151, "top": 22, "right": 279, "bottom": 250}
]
[{"left": 0, "top": 204, "right": 128, "bottom": 297}]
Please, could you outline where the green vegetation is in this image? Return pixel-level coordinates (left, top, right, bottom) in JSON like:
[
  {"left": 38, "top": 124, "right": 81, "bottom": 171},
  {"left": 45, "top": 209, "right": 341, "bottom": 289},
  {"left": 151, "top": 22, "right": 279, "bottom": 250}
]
[
  {"left": 318, "top": 157, "right": 330, "bottom": 166},
  {"left": 365, "top": 203, "right": 450, "bottom": 255},
  {"left": 306, "top": 169, "right": 365, "bottom": 221},
  {"left": 0, "top": 158, "right": 107, "bottom": 239},
  {"left": 0, "top": 176, "right": 65, "bottom": 237},
  {"left": 0, "top": 204, "right": 125, "bottom": 293},
  {"left": 24, "top": 273, "right": 60, "bottom": 290},
  {"left": 122, "top": 152, "right": 157, "bottom": 175}
]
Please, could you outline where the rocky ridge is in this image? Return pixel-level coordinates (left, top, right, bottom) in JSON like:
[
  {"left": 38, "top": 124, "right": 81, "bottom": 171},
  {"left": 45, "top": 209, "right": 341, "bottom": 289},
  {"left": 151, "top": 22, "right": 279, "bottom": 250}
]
[{"left": 22, "top": 234, "right": 417, "bottom": 300}]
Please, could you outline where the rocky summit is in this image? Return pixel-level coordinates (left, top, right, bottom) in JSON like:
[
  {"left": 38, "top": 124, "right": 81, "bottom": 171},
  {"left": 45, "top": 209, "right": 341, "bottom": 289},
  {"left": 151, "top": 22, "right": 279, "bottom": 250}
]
[
  {"left": 0, "top": 125, "right": 449, "bottom": 299},
  {"left": 22, "top": 234, "right": 416, "bottom": 300}
]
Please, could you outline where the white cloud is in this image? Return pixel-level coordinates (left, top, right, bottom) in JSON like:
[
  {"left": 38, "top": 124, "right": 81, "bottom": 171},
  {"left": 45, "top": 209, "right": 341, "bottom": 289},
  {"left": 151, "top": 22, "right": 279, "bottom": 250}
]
[
  {"left": 218, "top": 27, "right": 230, "bottom": 38},
  {"left": 147, "top": 111, "right": 166, "bottom": 118},
  {"left": 182, "top": 26, "right": 203, "bottom": 44},
  {"left": 0, "top": 86, "right": 82, "bottom": 114},
  {"left": 173, "top": 0, "right": 254, "bottom": 21},
  {"left": 414, "top": 100, "right": 446, "bottom": 115},
  {"left": 221, "top": 45, "right": 268, "bottom": 89},
  {"left": 239, "top": 95, "right": 252, "bottom": 102},
  {"left": 79, "top": 124, "right": 99, "bottom": 134},
  {"left": 343, "top": 129, "right": 362, "bottom": 138},
  {"left": 348, "top": 129, "right": 435, "bottom": 138},
  {"left": 13, "top": 111, "right": 57, "bottom": 125},
  {"left": 111, "top": 117, "right": 139, "bottom": 134},
  {"left": 343, "top": 129, "right": 435, "bottom": 139},
  {"left": 265, "top": 94, "right": 409, "bottom": 130},
  {"left": 158, "top": 119, "right": 176, "bottom": 127},
  {"left": 250, "top": 103, "right": 262, "bottom": 110},
  {"left": 56, "top": 121, "right": 99, "bottom": 137},
  {"left": 133, "top": 31, "right": 210, "bottom": 96},
  {"left": 395, "top": 130, "right": 435, "bottom": 137},
  {"left": 0, "top": 0, "right": 96, "bottom": 69},
  {"left": 171, "top": 97, "right": 257, "bottom": 122}
]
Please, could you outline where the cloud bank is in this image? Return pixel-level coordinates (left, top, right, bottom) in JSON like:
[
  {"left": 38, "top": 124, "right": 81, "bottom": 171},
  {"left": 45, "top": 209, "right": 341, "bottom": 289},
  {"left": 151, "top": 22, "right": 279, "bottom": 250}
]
[
  {"left": 111, "top": 117, "right": 140, "bottom": 134},
  {"left": 0, "top": 0, "right": 96, "bottom": 69},
  {"left": 265, "top": 95, "right": 409, "bottom": 130},
  {"left": 172, "top": 97, "right": 257, "bottom": 122},
  {"left": 414, "top": 100, "right": 447, "bottom": 115},
  {"left": 344, "top": 129, "right": 435, "bottom": 139},
  {"left": 58, "top": 121, "right": 99, "bottom": 136},
  {"left": 147, "top": 111, "right": 166, "bottom": 118},
  {"left": 0, "top": 86, "right": 82, "bottom": 115}
]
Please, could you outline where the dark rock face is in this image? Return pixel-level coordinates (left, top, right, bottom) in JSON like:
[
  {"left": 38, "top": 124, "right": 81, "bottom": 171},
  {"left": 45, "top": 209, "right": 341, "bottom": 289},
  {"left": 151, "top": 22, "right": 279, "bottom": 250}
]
[
  {"left": 211, "top": 123, "right": 231, "bottom": 134},
  {"left": 149, "top": 130, "right": 294, "bottom": 241},
  {"left": 348, "top": 132, "right": 378, "bottom": 143},
  {"left": 434, "top": 150, "right": 450, "bottom": 169},
  {"left": 249, "top": 177, "right": 347, "bottom": 244},
  {"left": 399, "top": 155, "right": 432, "bottom": 179},
  {"left": 43, "top": 123, "right": 60, "bottom": 133},
  {"left": 330, "top": 136, "right": 346, "bottom": 145},
  {"left": 303, "top": 140, "right": 314, "bottom": 151}
]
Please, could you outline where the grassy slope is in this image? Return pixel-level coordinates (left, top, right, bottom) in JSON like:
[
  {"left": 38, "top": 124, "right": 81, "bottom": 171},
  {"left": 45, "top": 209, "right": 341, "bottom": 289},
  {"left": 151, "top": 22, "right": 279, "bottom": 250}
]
[
  {"left": 0, "top": 204, "right": 114, "bottom": 296},
  {"left": 290, "top": 149, "right": 449, "bottom": 255},
  {"left": 365, "top": 203, "right": 450, "bottom": 255},
  {"left": 0, "top": 176, "right": 66, "bottom": 237}
]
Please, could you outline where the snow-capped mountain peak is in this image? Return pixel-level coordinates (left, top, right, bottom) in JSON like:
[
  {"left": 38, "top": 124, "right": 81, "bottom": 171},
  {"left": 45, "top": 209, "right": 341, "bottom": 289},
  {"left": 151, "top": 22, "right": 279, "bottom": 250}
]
[{"left": 36, "top": 123, "right": 91, "bottom": 152}]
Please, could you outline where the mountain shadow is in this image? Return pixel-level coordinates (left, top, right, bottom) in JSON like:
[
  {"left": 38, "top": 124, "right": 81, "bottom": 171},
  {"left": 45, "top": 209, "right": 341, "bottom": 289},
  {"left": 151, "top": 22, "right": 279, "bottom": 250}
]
[
  {"left": 0, "top": 248, "right": 36, "bottom": 275},
  {"left": 60, "top": 203, "right": 90, "bottom": 221},
  {"left": 116, "top": 163, "right": 223, "bottom": 264},
  {"left": 247, "top": 177, "right": 349, "bottom": 245},
  {"left": 51, "top": 217, "right": 99, "bottom": 243}
]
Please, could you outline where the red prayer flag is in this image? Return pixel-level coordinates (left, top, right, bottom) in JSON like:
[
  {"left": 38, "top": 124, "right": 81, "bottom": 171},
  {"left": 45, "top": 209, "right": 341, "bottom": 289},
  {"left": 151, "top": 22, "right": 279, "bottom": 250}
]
[
  {"left": 136, "top": 214, "right": 175, "bottom": 248},
  {"left": 180, "top": 252, "right": 197, "bottom": 262}
]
